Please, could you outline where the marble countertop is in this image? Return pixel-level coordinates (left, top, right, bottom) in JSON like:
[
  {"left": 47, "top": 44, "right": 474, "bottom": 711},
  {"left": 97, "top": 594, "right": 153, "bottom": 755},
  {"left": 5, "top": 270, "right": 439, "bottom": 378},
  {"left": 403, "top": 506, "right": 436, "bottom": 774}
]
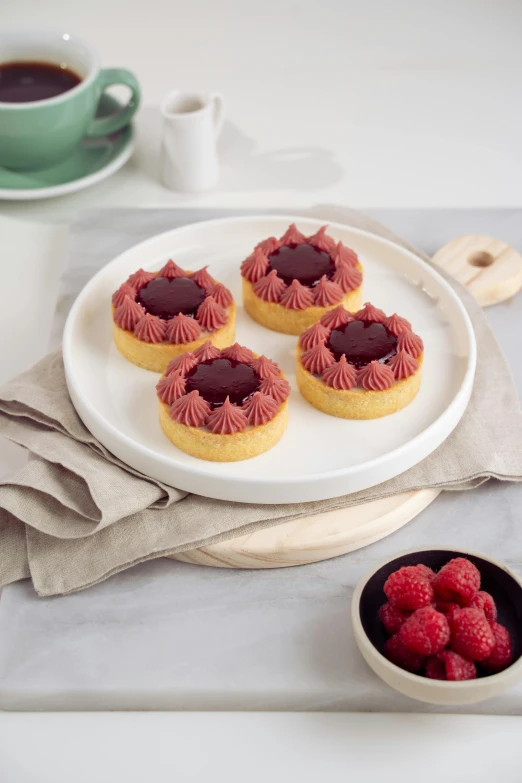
[{"left": 0, "top": 208, "right": 521, "bottom": 713}]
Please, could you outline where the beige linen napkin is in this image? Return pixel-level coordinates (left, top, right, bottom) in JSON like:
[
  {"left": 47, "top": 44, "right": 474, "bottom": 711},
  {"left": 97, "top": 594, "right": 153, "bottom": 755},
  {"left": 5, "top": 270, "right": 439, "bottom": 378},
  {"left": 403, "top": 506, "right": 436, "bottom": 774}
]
[{"left": 1, "top": 206, "right": 522, "bottom": 597}]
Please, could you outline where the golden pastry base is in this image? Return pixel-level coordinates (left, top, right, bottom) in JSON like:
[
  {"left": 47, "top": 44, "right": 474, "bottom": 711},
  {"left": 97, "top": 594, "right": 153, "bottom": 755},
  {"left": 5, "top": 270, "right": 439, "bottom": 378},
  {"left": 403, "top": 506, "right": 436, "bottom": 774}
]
[
  {"left": 242, "top": 277, "right": 362, "bottom": 335},
  {"left": 296, "top": 349, "right": 423, "bottom": 419},
  {"left": 112, "top": 302, "right": 236, "bottom": 373},
  {"left": 158, "top": 398, "right": 289, "bottom": 461}
]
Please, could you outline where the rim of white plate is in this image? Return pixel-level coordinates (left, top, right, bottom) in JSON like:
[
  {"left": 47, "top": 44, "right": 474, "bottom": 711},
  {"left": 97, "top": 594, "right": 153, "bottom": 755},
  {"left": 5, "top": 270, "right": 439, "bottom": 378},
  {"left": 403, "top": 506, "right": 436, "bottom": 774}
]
[{"left": 63, "top": 215, "right": 477, "bottom": 496}]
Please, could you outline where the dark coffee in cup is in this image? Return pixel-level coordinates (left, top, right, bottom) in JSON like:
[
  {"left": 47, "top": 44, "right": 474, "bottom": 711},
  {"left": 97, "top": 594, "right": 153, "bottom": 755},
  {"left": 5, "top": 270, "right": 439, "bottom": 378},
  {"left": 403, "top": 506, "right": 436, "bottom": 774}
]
[
  {"left": 0, "top": 30, "right": 141, "bottom": 170},
  {"left": 0, "top": 61, "right": 81, "bottom": 103}
]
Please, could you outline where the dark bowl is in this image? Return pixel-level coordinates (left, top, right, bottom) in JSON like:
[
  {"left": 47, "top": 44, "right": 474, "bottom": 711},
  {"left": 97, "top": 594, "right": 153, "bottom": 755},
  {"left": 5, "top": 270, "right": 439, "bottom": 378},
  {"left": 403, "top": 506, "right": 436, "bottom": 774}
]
[{"left": 352, "top": 547, "right": 522, "bottom": 705}]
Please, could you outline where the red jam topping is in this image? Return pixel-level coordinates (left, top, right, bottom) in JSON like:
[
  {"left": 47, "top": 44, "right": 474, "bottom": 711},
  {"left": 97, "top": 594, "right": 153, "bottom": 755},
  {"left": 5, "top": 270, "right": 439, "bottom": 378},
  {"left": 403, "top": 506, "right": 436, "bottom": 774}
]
[
  {"left": 158, "top": 259, "right": 186, "bottom": 279},
  {"left": 241, "top": 248, "right": 269, "bottom": 283},
  {"left": 388, "top": 349, "right": 419, "bottom": 381},
  {"left": 357, "top": 361, "right": 395, "bottom": 391},
  {"left": 127, "top": 268, "right": 156, "bottom": 289},
  {"left": 156, "top": 371, "right": 186, "bottom": 404},
  {"left": 332, "top": 243, "right": 358, "bottom": 268},
  {"left": 385, "top": 313, "right": 412, "bottom": 336},
  {"left": 112, "top": 283, "right": 136, "bottom": 308},
  {"left": 355, "top": 303, "right": 387, "bottom": 323},
  {"left": 137, "top": 276, "right": 205, "bottom": 320},
  {"left": 299, "top": 321, "right": 330, "bottom": 350},
  {"left": 185, "top": 357, "right": 260, "bottom": 408},
  {"left": 221, "top": 343, "right": 254, "bottom": 363},
  {"left": 251, "top": 355, "right": 280, "bottom": 379},
  {"left": 279, "top": 279, "right": 314, "bottom": 309},
  {"left": 166, "top": 352, "right": 197, "bottom": 376},
  {"left": 166, "top": 313, "right": 201, "bottom": 344},
  {"left": 134, "top": 313, "right": 167, "bottom": 343},
  {"left": 308, "top": 226, "right": 336, "bottom": 253},
  {"left": 327, "top": 320, "right": 397, "bottom": 368},
  {"left": 258, "top": 375, "right": 290, "bottom": 404},
  {"left": 207, "top": 397, "right": 248, "bottom": 434},
  {"left": 244, "top": 225, "right": 356, "bottom": 308},
  {"left": 397, "top": 331, "right": 424, "bottom": 359},
  {"left": 113, "top": 296, "right": 145, "bottom": 331},
  {"left": 301, "top": 343, "right": 335, "bottom": 375},
  {"left": 196, "top": 296, "right": 228, "bottom": 331},
  {"left": 253, "top": 269, "right": 287, "bottom": 302},
  {"left": 171, "top": 390, "right": 211, "bottom": 427},
  {"left": 269, "top": 244, "right": 334, "bottom": 288},
  {"left": 208, "top": 283, "right": 233, "bottom": 308},
  {"left": 322, "top": 355, "right": 358, "bottom": 390},
  {"left": 242, "top": 392, "right": 279, "bottom": 426},
  {"left": 190, "top": 266, "right": 214, "bottom": 290},
  {"left": 193, "top": 340, "right": 221, "bottom": 362},
  {"left": 280, "top": 223, "right": 306, "bottom": 246},
  {"left": 332, "top": 263, "right": 362, "bottom": 292},
  {"left": 313, "top": 275, "right": 343, "bottom": 307},
  {"left": 320, "top": 305, "right": 353, "bottom": 330}
]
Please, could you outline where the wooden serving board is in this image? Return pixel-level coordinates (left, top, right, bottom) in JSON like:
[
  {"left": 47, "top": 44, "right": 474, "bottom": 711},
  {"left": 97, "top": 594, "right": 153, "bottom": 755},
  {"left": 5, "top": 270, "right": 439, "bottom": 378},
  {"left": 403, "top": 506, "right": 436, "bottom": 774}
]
[
  {"left": 173, "top": 489, "right": 440, "bottom": 568},
  {"left": 170, "top": 234, "right": 522, "bottom": 569}
]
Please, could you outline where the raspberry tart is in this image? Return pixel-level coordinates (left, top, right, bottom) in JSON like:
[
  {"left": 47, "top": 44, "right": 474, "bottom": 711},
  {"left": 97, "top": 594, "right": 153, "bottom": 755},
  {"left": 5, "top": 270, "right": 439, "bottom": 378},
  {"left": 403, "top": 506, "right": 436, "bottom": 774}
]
[
  {"left": 241, "top": 224, "right": 363, "bottom": 335},
  {"left": 296, "top": 302, "right": 423, "bottom": 419},
  {"left": 156, "top": 342, "right": 290, "bottom": 461},
  {"left": 112, "top": 260, "right": 236, "bottom": 372}
]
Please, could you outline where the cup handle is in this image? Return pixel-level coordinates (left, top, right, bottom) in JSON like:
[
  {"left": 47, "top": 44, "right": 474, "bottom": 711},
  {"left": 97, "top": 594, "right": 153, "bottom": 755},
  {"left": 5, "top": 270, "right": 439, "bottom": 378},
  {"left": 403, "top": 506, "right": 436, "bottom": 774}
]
[
  {"left": 211, "top": 92, "right": 225, "bottom": 138},
  {"left": 85, "top": 68, "right": 141, "bottom": 138}
]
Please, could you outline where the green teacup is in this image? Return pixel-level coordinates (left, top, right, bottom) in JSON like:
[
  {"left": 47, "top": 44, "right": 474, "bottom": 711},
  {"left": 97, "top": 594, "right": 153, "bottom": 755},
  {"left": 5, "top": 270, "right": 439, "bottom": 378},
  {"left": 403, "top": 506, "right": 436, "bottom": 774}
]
[{"left": 0, "top": 29, "right": 140, "bottom": 171}]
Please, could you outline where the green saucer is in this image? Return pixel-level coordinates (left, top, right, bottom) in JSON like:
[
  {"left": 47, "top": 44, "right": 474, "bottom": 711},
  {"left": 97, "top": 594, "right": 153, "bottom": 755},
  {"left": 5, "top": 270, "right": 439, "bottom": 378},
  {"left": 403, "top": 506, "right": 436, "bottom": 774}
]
[{"left": 0, "top": 95, "right": 134, "bottom": 200}]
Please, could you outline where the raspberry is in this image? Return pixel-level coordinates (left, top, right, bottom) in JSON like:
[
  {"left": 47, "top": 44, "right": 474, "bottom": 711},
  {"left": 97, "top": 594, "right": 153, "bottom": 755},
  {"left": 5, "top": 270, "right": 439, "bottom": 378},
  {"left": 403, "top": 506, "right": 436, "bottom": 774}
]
[
  {"left": 450, "top": 607, "right": 495, "bottom": 661},
  {"left": 469, "top": 591, "right": 497, "bottom": 622},
  {"left": 434, "top": 601, "right": 461, "bottom": 630},
  {"left": 435, "top": 600, "right": 459, "bottom": 614},
  {"left": 441, "top": 650, "right": 477, "bottom": 681},
  {"left": 399, "top": 606, "right": 450, "bottom": 656},
  {"left": 384, "top": 633, "right": 425, "bottom": 673},
  {"left": 384, "top": 566, "right": 434, "bottom": 611},
  {"left": 481, "top": 622, "right": 513, "bottom": 673},
  {"left": 378, "top": 602, "right": 410, "bottom": 635},
  {"left": 434, "top": 557, "right": 480, "bottom": 605},
  {"left": 415, "top": 564, "right": 436, "bottom": 583},
  {"left": 425, "top": 656, "right": 446, "bottom": 680},
  {"left": 426, "top": 650, "right": 476, "bottom": 681}
]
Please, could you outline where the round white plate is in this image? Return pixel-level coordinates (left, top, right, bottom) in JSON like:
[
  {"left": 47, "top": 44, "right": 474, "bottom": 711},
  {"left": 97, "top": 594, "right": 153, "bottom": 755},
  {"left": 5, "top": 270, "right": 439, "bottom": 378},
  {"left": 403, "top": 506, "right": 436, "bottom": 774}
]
[{"left": 63, "top": 215, "right": 476, "bottom": 504}]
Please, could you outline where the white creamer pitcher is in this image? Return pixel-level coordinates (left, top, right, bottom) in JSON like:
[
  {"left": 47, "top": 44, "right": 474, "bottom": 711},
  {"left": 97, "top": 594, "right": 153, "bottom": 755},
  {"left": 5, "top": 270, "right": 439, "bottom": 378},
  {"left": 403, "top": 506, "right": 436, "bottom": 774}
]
[{"left": 160, "top": 89, "right": 225, "bottom": 192}]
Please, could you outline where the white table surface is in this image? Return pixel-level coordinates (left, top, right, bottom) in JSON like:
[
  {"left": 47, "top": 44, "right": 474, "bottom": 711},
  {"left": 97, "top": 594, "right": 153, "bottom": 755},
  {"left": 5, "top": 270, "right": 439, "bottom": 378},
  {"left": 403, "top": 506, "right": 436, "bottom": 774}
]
[
  {"left": 1, "top": 0, "right": 522, "bottom": 222},
  {"left": 2, "top": 713, "right": 522, "bottom": 783},
  {"left": 1, "top": 0, "right": 522, "bottom": 778}
]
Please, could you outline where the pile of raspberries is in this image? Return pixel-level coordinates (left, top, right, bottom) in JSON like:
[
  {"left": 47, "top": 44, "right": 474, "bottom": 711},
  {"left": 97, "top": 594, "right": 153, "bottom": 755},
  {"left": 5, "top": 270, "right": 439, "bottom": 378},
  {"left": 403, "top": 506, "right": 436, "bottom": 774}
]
[{"left": 379, "top": 557, "right": 513, "bottom": 680}]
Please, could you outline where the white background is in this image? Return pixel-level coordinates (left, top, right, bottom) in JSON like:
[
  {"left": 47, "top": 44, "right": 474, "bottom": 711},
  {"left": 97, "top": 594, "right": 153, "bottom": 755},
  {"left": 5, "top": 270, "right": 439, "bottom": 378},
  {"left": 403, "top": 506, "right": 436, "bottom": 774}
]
[
  {"left": 1, "top": 0, "right": 522, "bottom": 221},
  {"left": 1, "top": 1, "right": 522, "bottom": 779}
]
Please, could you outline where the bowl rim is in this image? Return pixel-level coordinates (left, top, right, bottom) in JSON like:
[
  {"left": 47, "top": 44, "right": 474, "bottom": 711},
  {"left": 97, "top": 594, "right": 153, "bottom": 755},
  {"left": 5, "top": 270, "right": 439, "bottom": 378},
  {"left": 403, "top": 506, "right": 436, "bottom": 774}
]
[{"left": 351, "top": 545, "right": 522, "bottom": 689}]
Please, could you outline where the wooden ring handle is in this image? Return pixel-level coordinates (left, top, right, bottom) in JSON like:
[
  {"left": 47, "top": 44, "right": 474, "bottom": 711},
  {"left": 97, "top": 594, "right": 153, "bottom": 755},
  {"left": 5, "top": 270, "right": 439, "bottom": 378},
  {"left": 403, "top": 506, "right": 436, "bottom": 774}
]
[{"left": 431, "top": 234, "right": 522, "bottom": 306}]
